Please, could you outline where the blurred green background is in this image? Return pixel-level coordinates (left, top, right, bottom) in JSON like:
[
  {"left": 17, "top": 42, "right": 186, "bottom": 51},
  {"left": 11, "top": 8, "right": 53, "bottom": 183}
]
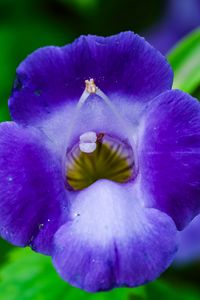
[{"left": 1, "top": 0, "right": 200, "bottom": 299}]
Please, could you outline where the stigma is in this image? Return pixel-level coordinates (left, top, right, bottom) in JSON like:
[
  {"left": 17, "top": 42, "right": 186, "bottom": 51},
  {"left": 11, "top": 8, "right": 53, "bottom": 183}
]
[{"left": 79, "top": 131, "right": 97, "bottom": 153}]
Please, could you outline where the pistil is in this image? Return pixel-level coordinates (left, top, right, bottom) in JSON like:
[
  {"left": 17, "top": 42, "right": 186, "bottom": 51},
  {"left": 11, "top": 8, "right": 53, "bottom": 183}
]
[{"left": 79, "top": 131, "right": 97, "bottom": 153}]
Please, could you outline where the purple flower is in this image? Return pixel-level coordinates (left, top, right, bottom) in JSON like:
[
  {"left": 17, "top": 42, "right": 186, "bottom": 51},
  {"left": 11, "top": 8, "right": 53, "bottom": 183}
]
[
  {"left": 175, "top": 215, "right": 200, "bottom": 264},
  {"left": 146, "top": 0, "right": 200, "bottom": 53},
  {"left": 1, "top": 32, "right": 200, "bottom": 292}
]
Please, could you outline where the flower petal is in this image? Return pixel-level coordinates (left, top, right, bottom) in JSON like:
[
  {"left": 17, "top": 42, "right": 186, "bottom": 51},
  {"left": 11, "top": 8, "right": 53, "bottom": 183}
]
[
  {"left": 9, "top": 32, "right": 173, "bottom": 125},
  {"left": 175, "top": 214, "right": 200, "bottom": 263},
  {"left": 139, "top": 90, "right": 200, "bottom": 230},
  {"left": 53, "top": 180, "right": 177, "bottom": 292},
  {"left": 0, "top": 122, "right": 66, "bottom": 254}
]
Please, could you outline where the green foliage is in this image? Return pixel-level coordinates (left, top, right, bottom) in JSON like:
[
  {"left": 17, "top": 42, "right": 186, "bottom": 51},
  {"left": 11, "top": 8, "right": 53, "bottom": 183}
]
[
  {"left": 0, "top": 248, "right": 66, "bottom": 300},
  {"left": 146, "top": 280, "right": 200, "bottom": 300},
  {"left": 168, "top": 28, "right": 200, "bottom": 99},
  {"left": 60, "top": 0, "right": 99, "bottom": 14}
]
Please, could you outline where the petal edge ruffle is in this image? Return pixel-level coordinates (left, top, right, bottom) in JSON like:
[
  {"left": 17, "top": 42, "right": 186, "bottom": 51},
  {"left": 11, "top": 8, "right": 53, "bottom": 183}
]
[
  {"left": 0, "top": 122, "right": 65, "bottom": 254},
  {"left": 9, "top": 32, "right": 173, "bottom": 125},
  {"left": 139, "top": 90, "right": 200, "bottom": 229}
]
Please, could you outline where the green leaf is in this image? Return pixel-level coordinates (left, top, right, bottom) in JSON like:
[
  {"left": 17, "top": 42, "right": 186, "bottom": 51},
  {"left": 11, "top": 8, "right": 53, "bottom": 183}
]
[
  {"left": 167, "top": 28, "right": 200, "bottom": 97},
  {"left": 146, "top": 279, "right": 200, "bottom": 300},
  {"left": 0, "top": 248, "right": 65, "bottom": 300},
  {"left": 59, "top": 0, "right": 99, "bottom": 14}
]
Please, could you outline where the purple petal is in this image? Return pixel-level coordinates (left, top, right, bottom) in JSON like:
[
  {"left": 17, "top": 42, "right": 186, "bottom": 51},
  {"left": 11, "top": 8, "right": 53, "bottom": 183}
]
[
  {"left": 139, "top": 90, "right": 200, "bottom": 230},
  {"left": 0, "top": 122, "right": 66, "bottom": 254},
  {"left": 9, "top": 32, "right": 173, "bottom": 125},
  {"left": 53, "top": 180, "right": 177, "bottom": 292},
  {"left": 175, "top": 214, "right": 200, "bottom": 263}
]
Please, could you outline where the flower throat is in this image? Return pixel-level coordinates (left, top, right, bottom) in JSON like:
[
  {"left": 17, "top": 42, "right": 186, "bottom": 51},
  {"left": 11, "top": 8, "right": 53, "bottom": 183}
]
[{"left": 66, "top": 132, "right": 134, "bottom": 190}]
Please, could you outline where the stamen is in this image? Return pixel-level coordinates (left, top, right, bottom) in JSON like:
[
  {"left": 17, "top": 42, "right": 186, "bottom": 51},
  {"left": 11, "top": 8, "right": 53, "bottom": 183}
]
[
  {"left": 77, "top": 79, "right": 97, "bottom": 109},
  {"left": 85, "top": 79, "right": 98, "bottom": 94},
  {"left": 65, "top": 78, "right": 135, "bottom": 157},
  {"left": 76, "top": 89, "right": 90, "bottom": 109},
  {"left": 95, "top": 88, "right": 133, "bottom": 139},
  {"left": 78, "top": 79, "right": 133, "bottom": 137}
]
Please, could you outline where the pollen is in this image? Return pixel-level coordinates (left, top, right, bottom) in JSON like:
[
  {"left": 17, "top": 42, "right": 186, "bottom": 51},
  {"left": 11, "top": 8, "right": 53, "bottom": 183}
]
[{"left": 85, "top": 79, "right": 97, "bottom": 94}]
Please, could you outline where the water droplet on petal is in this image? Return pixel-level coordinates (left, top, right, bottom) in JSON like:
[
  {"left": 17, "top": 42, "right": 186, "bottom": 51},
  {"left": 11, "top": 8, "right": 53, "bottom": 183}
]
[
  {"left": 75, "top": 213, "right": 80, "bottom": 217},
  {"left": 38, "top": 223, "right": 44, "bottom": 230}
]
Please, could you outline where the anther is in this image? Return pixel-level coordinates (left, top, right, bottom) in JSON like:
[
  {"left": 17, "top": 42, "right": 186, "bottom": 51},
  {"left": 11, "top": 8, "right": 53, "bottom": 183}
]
[{"left": 85, "top": 79, "right": 98, "bottom": 94}]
